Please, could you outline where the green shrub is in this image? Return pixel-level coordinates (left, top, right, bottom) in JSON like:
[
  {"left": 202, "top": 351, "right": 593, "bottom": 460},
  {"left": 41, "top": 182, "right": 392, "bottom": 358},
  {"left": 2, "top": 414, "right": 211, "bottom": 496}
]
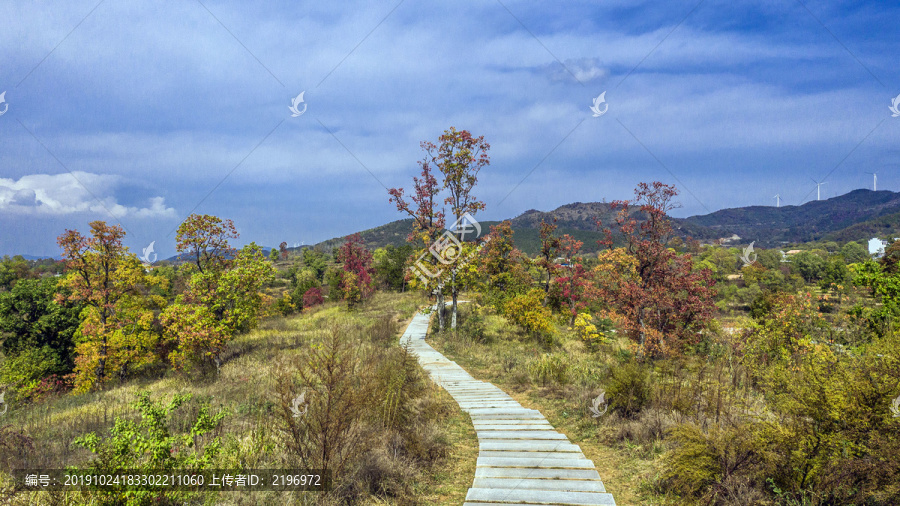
[
  {"left": 273, "top": 291, "right": 297, "bottom": 316},
  {"left": 606, "top": 361, "right": 651, "bottom": 418},
  {"left": 459, "top": 304, "right": 487, "bottom": 343},
  {"left": 661, "top": 422, "right": 763, "bottom": 500},
  {"left": 0, "top": 346, "right": 65, "bottom": 401},
  {"left": 73, "top": 391, "right": 227, "bottom": 505}
]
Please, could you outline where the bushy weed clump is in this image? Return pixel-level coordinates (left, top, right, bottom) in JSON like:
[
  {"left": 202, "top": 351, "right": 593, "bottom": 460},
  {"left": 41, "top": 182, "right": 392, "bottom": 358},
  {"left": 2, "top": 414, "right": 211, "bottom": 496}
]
[{"left": 275, "top": 317, "right": 451, "bottom": 502}]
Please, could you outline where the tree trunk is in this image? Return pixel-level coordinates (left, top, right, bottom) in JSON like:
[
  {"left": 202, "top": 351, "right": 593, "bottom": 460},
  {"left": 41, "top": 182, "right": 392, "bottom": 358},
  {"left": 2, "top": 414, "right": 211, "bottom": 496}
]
[
  {"left": 451, "top": 295, "right": 458, "bottom": 329},
  {"left": 97, "top": 338, "right": 107, "bottom": 385},
  {"left": 450, "top": 271, "right": 458, "bottom": 329},
  {"left": 638, "top": 309, "right": 646, "bottom": 359},
  {"left": 436, "top": 288, "right": 445, "bottom": 331},
  {"left": 543, "top": 270, "right": 550, "bottom": 307}
]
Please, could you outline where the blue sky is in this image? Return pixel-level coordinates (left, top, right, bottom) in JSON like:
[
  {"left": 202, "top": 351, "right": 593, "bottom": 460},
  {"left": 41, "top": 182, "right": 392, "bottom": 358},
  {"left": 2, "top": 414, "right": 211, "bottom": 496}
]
[{"left": 1, "top": 0, "right": 898, "bottom": 258}]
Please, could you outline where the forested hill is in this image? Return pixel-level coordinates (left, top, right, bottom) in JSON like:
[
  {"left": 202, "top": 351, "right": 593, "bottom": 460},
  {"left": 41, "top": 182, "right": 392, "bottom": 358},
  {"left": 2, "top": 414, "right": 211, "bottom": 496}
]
[
  {"left": 676, "top": 189, "right": 900, "bottom": 246},
  {"left": 309, "top": 189, "right": 900, "bottom": 255}
]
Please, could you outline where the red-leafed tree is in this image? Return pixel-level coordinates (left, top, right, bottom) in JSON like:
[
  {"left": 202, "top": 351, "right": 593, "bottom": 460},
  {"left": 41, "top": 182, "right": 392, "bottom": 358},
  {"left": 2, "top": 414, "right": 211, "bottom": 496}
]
[
  {"left": 599, "top": 182, "right": 715, "bottom": 358},
  {"left": 389, "top": 144, "right": 448, "bottom": 329},
  {"left": 550, "top": 234, "right": 597, "bottom": 325},
  {"left": 389, "top": 128, "right": 490, "bottom": 329},
  {"left": 302, "top": 287, "right": 324, "bottom": 308},
  {"left": 337, "top": 233, "right": 375, "bottom": 307},
  {"left": 388, "top": 160, "right": 446, "bottom": 245},
  {"left": 279, "top": 241, "right": 289, "bottom": 260}
]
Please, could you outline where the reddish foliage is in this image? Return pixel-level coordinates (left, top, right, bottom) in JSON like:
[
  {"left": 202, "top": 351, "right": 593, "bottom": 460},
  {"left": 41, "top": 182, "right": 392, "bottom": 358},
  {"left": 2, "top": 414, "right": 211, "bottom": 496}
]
[
  {"left": 22, "top": 374, "right": 71, "bottom": 403},
  {"left": 549, "top": 234, "right": 597, "bottom": 325},
  {"left": 56, "top": 221, "right": 129, "bottom": 321},
  {"left": 598, "top": 182, "right": 716, "bottom": 357},
  {"left": 426, "top": 127, "right": 489, "bottom": 221},
  {"left": 388, "top": 162, "right": 445, "bottom": 245},
  {"left": 555, "top": 263, "right": 597, "bottom": 325},
  {"left": 302, "top": 287, "right": 324, "bottom": 308},
  {"left": 337, "top": 234, "right": 375, "bottom": 300}
]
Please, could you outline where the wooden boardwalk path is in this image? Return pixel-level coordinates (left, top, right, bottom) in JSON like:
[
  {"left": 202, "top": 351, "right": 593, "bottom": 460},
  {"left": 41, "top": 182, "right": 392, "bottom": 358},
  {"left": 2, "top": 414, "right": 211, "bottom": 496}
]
[{"left": 401, "top": 308, "right": 616, "bottom": 506}]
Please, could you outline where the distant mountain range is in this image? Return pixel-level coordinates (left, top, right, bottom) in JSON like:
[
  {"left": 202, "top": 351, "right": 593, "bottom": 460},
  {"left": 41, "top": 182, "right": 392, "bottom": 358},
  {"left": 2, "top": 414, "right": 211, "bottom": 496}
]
[
  {"left": 311, "top": 189, "right": 900, "bottom": 255},
  {"left": 2, "top": 254, "right": 60, "bottom": 261},
  {"left": 676, "top": 189, "right": 900, "bottom": 246},
  {"left": 14, "top": 190, "right": 895, "bottom": 262}
]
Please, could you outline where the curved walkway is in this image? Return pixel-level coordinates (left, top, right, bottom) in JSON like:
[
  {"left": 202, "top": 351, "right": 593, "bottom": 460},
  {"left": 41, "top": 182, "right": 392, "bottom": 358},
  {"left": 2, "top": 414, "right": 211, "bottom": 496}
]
[{"left": 401, "top": 308, "right": 616, "bottom": 506}]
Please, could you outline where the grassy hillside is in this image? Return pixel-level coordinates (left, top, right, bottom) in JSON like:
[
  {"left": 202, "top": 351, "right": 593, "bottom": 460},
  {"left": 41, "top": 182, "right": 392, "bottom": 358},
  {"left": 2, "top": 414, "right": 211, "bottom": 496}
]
[{"left": 2, "top": 293, "right": 481, "bottom": 505}]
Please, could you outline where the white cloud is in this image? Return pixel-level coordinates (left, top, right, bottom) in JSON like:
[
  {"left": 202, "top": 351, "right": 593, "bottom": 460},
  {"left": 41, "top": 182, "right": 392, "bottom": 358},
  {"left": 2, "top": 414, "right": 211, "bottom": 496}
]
[
  {"left": 0, "top": 172, "right": 177, "bottom": 218},
  {"left": 544, "top": 58, "right": 609, "bottom": 83}
]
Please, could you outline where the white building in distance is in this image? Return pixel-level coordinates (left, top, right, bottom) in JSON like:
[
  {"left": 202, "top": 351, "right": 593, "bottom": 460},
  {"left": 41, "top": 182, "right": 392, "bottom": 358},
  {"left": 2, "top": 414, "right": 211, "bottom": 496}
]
[{"left": 869, "top": 237, "right": 896, "bottom": 257}]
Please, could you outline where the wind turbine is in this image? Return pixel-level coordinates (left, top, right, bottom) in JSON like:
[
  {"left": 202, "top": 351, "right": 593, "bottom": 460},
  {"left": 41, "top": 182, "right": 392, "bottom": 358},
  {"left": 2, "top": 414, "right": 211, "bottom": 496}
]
[
  {"left": 811, "top": 178, "right": 827, "bottom": 201},
  {"left": 865, "top": 172, "right": 877, "bottom": 191},
  {"left": 773, "top": 194, "right": 781, "bottom": 207}
]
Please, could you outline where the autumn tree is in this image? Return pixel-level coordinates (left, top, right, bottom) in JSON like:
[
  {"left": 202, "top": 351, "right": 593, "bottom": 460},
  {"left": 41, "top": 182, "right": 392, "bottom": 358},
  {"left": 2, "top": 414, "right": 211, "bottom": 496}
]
[
  {"left": 57, "top": 222, "right": 165, "bottom": 391},
  {"left": 599, "top": 182, "right": 715, "bottom": 357},
  {"left": 336, "top": 233, "right": 375, "bottom": 308},
  {"left": 389, "top": 127, "right": 489, "bottom": 329},
  {"left": 478, "top": 221, "right": 532, "bottom": 312},
  {"left": 279, "top": 241, "right": 289, "bottom": 261},
  {"left": 551, "top": 235, "right": 597, "bottom": 325},
  {"left": 429, "top": 127, "right": 490, "bottom": 328},
  {"left": 535, "top": 219, "right": 561, "bottom": 296},
  {"left": 880, "top": 240, "right": 900, "bottom": 274},
  {"left": 593, "top": 247, "right": 638, "bottom": 295},
  {"left": 162, "top": 217, "right": 274, "bottom": 372},
  {"left": 175, "top": 214, "right": 238, "bottom": 274},
  {"left": 389, "top": 150, "right": 448, "bottom": 329}
]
